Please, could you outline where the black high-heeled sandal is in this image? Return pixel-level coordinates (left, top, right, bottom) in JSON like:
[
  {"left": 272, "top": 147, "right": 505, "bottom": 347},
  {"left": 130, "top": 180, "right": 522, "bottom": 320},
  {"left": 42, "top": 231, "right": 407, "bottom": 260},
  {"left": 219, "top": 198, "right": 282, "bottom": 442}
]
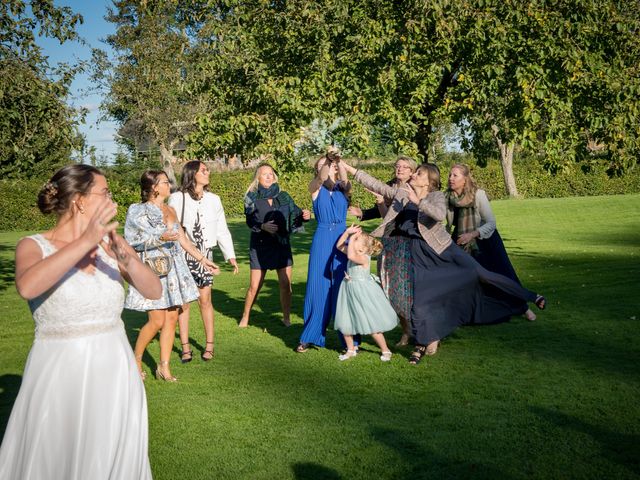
[
  {"left": 535, "top": 295, "right": 546, "bottom": 310},
  {"left": 409, "top": 345, "right": 427, "bottom": 365},
  {"left": 201, "top": 341, "right": 214, "bottom": 361},
  {"left": 180, "top": 342, "right": 193, "bottom": 364}
]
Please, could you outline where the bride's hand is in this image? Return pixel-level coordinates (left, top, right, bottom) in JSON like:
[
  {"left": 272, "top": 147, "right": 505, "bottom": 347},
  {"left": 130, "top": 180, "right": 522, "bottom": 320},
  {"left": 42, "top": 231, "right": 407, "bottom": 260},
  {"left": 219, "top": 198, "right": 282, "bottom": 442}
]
[{"left": 81, "top": 198, "right": 118, "bottom": 247}]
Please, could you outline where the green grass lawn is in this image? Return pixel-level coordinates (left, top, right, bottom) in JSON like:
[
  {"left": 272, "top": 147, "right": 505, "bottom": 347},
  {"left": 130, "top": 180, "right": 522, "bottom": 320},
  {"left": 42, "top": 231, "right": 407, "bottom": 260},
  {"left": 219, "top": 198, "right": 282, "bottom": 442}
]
[{"left": 0, "top": 194, "right": 639, "bottom": 479}]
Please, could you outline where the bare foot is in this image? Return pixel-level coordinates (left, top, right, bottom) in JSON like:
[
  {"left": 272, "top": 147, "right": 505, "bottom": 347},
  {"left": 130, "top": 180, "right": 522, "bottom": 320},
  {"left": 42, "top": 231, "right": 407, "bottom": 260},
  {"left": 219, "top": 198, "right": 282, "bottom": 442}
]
[
  {"left": 395, "top": 333, "right": 410, "bottom": 347},
  {"left": 282, "top": 317, "right": 291, "bottom": 327},
  {"left": 238, "top": 317, "right": 249, "bottom": 328}
]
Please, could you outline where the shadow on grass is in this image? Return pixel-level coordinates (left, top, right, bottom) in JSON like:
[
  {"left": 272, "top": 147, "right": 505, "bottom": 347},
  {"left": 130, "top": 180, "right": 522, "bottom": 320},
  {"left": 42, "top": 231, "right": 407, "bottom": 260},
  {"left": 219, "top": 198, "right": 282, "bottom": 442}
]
[
  {"left": 0, "top": 243, "right": 16, "bottom": 293},
  {"left": 370, "top": 426, "right": 516, "bottom": 479},
  {"left": 292, "top": 462, "right": 342, "bottom": 480},
  {"left": 213, "top": 277, "right": 309, "bottom": 350},
  {"left": 530, "top": 407, "right": 640, "bottom": 476},
  {"left": 0, "top": 374, "right": 22, "bottom": 439}
]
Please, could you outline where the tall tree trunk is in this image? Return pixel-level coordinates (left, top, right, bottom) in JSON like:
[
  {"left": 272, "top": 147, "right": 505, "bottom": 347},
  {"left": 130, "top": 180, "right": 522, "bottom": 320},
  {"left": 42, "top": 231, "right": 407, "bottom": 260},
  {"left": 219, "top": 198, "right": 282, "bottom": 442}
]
[
  {"left": 159, "top": 143, "right": 178, "bottom": 189},
  {"left": 491, "top": 125, "right": 519, "bottom": 197},
  {"left": 414, "top": 123, "right": 430, "bottom": 162}
]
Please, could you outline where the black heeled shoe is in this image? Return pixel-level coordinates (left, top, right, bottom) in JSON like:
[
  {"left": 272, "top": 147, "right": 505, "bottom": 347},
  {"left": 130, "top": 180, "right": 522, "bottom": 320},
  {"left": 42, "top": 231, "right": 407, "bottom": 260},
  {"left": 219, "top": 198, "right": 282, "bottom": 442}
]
[
  {"left": 535, "top": 295, "right": 546, "bottom": 310},
  {"left": 180, "top": 342, "right": 193, "bottom": 364}
]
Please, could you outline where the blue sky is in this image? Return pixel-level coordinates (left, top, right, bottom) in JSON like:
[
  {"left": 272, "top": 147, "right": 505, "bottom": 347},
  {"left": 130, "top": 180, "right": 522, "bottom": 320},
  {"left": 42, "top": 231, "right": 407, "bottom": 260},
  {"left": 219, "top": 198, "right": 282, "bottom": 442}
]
[{"left": 37, "top": 0, "right": 118, "bottom": 161}]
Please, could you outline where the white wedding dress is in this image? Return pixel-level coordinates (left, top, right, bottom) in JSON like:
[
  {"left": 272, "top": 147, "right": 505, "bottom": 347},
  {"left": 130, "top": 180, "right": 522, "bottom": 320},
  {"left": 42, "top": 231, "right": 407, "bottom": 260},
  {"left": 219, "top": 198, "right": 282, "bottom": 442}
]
[{"left": 0, "top": 235, "right": 152, "bottom": 479}]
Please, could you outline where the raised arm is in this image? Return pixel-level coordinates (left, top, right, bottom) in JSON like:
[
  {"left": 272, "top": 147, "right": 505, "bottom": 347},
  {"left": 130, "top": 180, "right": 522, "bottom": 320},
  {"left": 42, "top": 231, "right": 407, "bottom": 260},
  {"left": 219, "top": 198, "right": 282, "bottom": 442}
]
[
  {"left": 308, "top": 157, "right": 330, "bottom": 197},
  {"left": 336, "top": 160, "right": 351, "bottom": 194},
  {"left": 16, "top": 199, "right": 119, "bottom": 300},
  {"left": 103, "top": 232, "right": 162, "bottom": 299}
]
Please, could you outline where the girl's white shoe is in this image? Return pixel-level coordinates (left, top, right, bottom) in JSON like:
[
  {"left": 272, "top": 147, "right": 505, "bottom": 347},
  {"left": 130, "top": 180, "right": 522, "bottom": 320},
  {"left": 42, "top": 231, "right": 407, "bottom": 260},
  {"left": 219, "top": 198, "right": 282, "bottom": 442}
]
[
  {"left": 380, "top": 351, "right": 392, "bottom": 362},
  {"left": 339, "top": 349, "right": 357, "bottom": 361}
]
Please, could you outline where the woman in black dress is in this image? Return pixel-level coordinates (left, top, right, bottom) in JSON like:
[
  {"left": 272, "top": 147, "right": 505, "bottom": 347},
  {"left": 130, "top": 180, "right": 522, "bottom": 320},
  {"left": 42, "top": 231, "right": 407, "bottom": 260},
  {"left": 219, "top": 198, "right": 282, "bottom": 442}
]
[
  {"left": 239, "top": 163, "right": 310, "bottom": 327},
  {"left": 341, "top": 161, "right": 546, "bottom": 365},
  {"left": 446, "top": 163, "right": 536, "bottom": 321}
]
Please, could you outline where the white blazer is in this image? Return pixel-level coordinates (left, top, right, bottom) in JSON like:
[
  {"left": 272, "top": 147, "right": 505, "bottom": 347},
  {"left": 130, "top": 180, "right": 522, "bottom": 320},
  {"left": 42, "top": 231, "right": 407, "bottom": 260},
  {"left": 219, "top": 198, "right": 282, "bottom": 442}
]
[{"left": 169, "top": 191, "right": 236, "bottom": 261}]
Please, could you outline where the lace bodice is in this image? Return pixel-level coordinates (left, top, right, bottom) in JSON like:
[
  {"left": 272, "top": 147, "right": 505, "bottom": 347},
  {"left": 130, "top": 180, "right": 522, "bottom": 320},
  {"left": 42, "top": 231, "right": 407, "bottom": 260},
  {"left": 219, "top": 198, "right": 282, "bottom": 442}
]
[{"left": 27, "top": 235, "right": 125, "bottom": 340}]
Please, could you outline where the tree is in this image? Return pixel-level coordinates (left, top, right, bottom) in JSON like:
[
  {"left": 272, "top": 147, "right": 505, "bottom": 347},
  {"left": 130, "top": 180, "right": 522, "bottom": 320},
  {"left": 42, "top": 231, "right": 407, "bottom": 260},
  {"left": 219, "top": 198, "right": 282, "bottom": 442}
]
[
  {"left": 96, "top": 0, "right": 208, "bottom": 185},
  {"left": 0, "top": 0, "right": 85, "bottom": 178}
]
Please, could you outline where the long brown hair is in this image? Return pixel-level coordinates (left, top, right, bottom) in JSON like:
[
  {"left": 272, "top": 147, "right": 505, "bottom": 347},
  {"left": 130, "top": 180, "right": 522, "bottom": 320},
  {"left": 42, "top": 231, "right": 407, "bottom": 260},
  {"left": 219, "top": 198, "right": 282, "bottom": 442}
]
[{"left": 180, "top": 160, "right": 210, "bottom": 200}]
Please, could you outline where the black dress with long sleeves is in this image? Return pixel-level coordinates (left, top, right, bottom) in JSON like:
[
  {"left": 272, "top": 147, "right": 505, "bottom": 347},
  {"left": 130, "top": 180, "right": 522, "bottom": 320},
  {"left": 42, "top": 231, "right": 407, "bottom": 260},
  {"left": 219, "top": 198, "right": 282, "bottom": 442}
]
[{"left": 246, "top": 196, "right": 303, "bottom": 270}]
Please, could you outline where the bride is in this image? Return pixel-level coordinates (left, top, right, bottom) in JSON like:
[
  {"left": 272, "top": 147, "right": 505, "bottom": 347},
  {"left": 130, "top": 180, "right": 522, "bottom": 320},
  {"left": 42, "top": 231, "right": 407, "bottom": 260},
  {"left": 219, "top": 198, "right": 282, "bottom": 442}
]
[{"left": 0, "top": 164, "right": 161, "bottom": 479}]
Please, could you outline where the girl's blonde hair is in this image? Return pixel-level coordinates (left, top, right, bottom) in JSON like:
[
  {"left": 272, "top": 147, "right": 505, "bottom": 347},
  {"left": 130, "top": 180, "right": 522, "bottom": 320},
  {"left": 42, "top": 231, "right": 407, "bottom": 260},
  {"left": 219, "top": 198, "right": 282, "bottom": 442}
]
[
  {"left": 361, "top": 233, "right": 383, "bottom": 256},
  {"left": 246, "top": 163, "right": 278, "bottom": 194},
  {"left": 449, "top": 163, "right": 478, "bottom": 196}
]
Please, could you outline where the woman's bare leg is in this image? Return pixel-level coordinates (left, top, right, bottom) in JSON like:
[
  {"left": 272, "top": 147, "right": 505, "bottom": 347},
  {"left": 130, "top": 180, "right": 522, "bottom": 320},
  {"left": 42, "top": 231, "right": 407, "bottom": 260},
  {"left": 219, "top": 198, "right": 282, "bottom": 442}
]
[
  {"left": 239, "top": 269, "right": 267, "bottom": 327},
  {"left": 276, "top": 266, "right": 293, "bottom": 326},
  {"left": 134, "top": 309, "right": 165, "bottom": 373},
  {"left": 158, "top": 307, "right": 179, "bottom": 378},
  {"left": 198, "top": 286, "right": 215, "bottom": 358},
  {"left": 177, "top": 303, "right": 192, "bottom": 360}
]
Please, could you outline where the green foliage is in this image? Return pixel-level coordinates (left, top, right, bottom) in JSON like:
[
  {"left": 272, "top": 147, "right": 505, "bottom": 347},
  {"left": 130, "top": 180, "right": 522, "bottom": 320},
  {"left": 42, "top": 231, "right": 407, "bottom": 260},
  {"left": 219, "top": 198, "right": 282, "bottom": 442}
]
[
  {"left": 2, "top": 157, "right": 639, "bottom": 230},
  {"left": 0, "top": 0, "right": 85, "bottom": 177}
]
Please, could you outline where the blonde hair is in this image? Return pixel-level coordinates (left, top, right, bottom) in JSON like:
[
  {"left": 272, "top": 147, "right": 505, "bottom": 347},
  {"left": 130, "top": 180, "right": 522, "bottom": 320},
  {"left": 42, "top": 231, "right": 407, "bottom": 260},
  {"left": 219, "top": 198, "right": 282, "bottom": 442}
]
[
  {"left": 449, "top": 163, "right": 478, "bottom": 196},
  {"left": 246, "top": 163, "right": 278, "bottom": 194},
  {"left": 361, "top": 233, "right": 383, "bottom": 256},
  {"left": 395, "top": 156, "right": 418, "bottom": 173}
]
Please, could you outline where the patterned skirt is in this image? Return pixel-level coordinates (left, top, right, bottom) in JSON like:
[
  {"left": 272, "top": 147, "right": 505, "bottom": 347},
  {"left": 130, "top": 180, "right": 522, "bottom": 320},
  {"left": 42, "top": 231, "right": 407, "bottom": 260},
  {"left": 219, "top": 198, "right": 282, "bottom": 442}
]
[
  {"left": 378, "top": 236, "right": 413, "bottom": 320},
  {"left": 185, "top": 213, "right": 214, "bottom": 288}
]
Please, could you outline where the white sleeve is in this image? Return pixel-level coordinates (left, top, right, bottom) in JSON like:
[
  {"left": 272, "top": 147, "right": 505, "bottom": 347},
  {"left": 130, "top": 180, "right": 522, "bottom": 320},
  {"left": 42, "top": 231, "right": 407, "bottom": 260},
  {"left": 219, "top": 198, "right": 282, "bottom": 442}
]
[
  {"left": 475, "top": 190, "right": 496, "bottom": 239},
  {"left": 213, "top": 197, "right": 236, "bottom": 260},
  {"left": 168, "top": 193, "right": 183, "bottom": 223}
]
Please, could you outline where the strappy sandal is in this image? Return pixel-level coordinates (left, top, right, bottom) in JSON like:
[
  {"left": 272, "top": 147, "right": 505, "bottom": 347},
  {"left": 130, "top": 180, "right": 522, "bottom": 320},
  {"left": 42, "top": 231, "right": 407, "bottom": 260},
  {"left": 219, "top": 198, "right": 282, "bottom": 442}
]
[
  {"left": 180, "top": 342, "right": 193, "bottom": 364},
  {"left": 409, "top": 345, "right": 427, "bottom": 365},
  {"left": 155, "top": 361, "right": 177, "bottom": 382},
  {"left": 201, "top": 342, "right": 214, "bottom": 361},
  {"left": 535, "top": 295, "right": 546, "bottom": 310},
  {"left": 295, "top": 342, "right": 309, "bottom": 353}
]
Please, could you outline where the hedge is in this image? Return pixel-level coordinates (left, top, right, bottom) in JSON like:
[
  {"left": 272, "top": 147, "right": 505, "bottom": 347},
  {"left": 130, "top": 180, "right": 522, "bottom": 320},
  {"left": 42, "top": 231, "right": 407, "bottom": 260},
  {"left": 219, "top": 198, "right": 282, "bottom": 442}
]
[{"left": 1, "top": 159, "right": 639, "bottom": 231}]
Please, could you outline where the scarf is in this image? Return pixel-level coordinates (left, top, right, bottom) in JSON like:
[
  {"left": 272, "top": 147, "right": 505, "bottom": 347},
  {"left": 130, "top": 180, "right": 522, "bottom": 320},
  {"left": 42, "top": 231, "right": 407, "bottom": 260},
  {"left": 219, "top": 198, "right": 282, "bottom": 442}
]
[
  {"left": 446, "top": 190, "right": 478, "bottom": 253},
  {"left": 244, "top": 183, "right": 301, "bottom": 242}
]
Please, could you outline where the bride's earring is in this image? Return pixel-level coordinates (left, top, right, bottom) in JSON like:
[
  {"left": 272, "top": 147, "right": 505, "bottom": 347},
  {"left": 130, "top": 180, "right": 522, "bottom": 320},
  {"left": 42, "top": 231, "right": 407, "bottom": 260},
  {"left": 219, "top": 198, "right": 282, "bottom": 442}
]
[{"left": 72, "top": 200, "right": 85, "bottom": 214}]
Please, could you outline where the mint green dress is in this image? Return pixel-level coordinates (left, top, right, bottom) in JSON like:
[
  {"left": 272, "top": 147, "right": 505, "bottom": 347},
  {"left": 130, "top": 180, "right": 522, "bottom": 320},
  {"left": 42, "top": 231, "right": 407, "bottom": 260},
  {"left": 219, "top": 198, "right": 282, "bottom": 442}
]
[{"left": 334, "top": 257, "right": 398, "bottom": 335}]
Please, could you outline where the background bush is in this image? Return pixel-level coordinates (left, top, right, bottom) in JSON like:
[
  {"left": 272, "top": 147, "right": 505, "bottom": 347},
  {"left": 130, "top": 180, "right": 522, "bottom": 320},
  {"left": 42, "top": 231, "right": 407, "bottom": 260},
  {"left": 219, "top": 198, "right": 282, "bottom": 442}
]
[{"left": 1, "top": 158, "right": 639, "bottom": 231}]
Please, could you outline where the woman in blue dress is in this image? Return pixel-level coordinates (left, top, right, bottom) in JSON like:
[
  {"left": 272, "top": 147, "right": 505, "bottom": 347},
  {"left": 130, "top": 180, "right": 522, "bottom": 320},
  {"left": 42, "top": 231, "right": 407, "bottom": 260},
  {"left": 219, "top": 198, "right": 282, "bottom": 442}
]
[{"left": 297, "top": 150, "right": 350, "bottom": 352}]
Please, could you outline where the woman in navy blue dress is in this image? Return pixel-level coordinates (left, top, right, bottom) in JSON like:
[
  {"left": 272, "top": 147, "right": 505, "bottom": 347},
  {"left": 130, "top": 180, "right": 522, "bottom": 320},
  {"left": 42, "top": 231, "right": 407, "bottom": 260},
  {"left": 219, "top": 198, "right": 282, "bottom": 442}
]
[
  {"left": 239, "top": 164, "right": 310, "bottom": 327},
  {"left": 297, "top": 150, "right": 350, "bottom": 352}
]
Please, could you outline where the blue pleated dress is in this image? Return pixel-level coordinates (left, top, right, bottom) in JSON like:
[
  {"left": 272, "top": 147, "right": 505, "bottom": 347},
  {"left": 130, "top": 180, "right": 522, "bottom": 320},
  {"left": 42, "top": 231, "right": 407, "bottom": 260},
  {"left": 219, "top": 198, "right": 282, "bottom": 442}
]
[{"left": 300, "top": 185, "right": 349, "bottom": 347}]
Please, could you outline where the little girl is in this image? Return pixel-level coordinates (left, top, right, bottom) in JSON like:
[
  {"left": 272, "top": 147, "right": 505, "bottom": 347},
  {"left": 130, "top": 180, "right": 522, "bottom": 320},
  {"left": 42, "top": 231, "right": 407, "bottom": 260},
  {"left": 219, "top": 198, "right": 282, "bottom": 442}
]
[{"left": 334, "top": 225, "right": 399, "bottom": 361}]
